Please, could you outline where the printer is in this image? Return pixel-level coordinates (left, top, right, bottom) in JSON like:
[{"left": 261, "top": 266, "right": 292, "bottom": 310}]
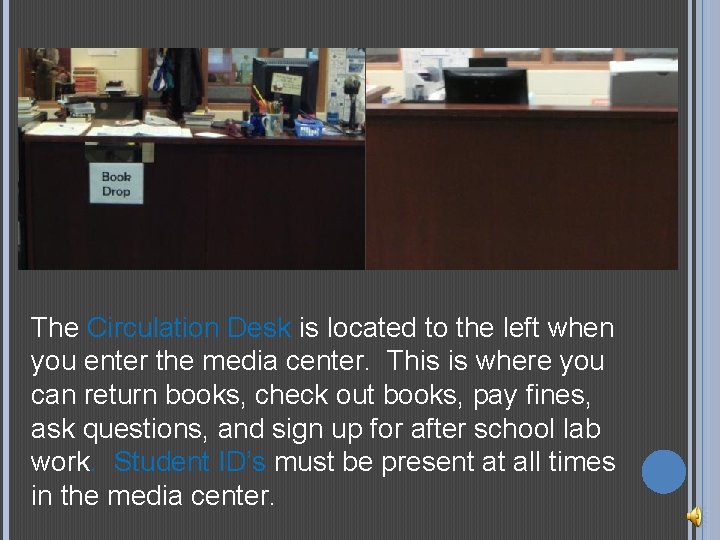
[{"left": 609, "top": 59, "right": 678, "bottom": 106}]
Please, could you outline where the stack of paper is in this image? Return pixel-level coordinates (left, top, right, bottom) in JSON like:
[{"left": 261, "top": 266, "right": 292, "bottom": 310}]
[
  {"left": 26, "top": 122, "right": 92, "bottom": 136},
  {"left": 18, "top": 97, "right": 35, "bottom": 112},
  {"left": 184, "top": 111, "right": 215, "bottom": 127},
  {"left": 18, "top": 97, "right": 43, "bottom": 126},
  {"left": 86, "top": 125, "right": 192, "bottom": 138}
]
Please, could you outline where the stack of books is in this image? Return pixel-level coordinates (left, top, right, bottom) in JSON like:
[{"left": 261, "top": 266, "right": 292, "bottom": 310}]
[
  {"left": 18, "top": 97, "right": 44, "bottom": 127},
  {"left": 183, "top": 111, "right": 216, "bottom": 127},
  {"left": 18, "top": 97, "right": 36, "bottom": 114},
  {"left": 72, "top": 66, "right": 98, "bottom": 93}
]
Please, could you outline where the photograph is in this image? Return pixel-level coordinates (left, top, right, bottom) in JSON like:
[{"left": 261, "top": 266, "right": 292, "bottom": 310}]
[
  {"left": 17, "top": 48, "right": 679, "bottom": 270},
  {"left": 366, "top": 48, "right": 679, "bottom": 269},
  {"left": 18, "top": 48, "right": 366, "bottom": 270}
]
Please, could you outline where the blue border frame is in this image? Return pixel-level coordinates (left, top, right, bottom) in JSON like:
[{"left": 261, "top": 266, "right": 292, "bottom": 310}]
[
  {"left": 698, "top": 0, "right": 715, "bottom": 535},
  {"left": 0, "top": 17, "right": 708, "bottom": 540},
  {"left": 688, "top": 0, "right": 695, "bottom": 533},
  {"left": 3, "top": 0, "right": 10, "bottom": 537}
]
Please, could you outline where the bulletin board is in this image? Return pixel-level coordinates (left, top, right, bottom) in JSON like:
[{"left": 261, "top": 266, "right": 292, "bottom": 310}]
[{"left": 326, "top": 48, "right": 366, "bottom": 120}]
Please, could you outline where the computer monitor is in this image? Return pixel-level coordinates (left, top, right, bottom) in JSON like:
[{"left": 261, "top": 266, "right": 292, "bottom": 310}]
[
  {"left": 444, "top": 68, "right": 528, "bottom": 104},
  {"left": 251, "top": 58, "right": 319, "bottom": 125},
  {"left": 469, "top": 57, "right": 508, "bottom": 68}
]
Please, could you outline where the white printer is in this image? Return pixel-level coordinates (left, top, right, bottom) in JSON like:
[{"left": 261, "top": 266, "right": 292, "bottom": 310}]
[{"left": 609, "top": 58, "right": 678, "bottom": 106}]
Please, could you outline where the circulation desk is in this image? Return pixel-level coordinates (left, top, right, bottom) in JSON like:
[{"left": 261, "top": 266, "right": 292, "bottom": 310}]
[
  {"left": 22, "top": 122, "right": 365, "bottom": 269},
  {"left": 366, "top": 104, "right": 678, "bottom": 270}
]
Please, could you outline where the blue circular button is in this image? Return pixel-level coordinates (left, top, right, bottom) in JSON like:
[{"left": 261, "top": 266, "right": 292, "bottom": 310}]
[{"left": 642, "top": 450, "right": 686, "bottom": 494}]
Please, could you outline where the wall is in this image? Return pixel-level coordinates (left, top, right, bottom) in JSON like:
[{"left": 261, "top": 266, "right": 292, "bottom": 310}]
[
  {"left": 528, "top": 70, "right": 609, "bottom": 105},
  {"left": 71, "top": 48, "right": 142, "bottom": 93},
  {"left": 53, "top": 50, "right": 612, "bottom": 107},
  {"left": 367, "top": 68, "right": 611, "bottom": 106},
  {"left": 70, "top": 48, "right": 321, "bottom": 105},
  {"left": 283, "top": 48, "right": 307, "bottom": 58},
  {"left": 50, "top": 49, "right": 335, "bottom": 118}
]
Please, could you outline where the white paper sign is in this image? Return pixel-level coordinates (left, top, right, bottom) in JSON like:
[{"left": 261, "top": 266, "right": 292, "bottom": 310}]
[
  {"left": 270, "top": 73, "right": 303, "bottom": 96},
  {"left": 89, "top": 163, "right": 144, "bottom": 205}
]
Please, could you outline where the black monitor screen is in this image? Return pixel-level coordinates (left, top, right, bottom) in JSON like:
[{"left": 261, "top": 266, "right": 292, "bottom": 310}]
[
  {"left": 469, "top": 57, "right": 508, "bottom": 68},
  {"left": 444, "top": 68, "right": 528, "bottom": 104},
  {"left": 251, "top": 57, "right": 319, "bottom": 124}
]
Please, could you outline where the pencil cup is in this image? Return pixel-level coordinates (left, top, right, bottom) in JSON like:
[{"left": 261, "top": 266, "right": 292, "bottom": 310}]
[{"left": 262, "top": 114, "right": 283, "bottom": 137}]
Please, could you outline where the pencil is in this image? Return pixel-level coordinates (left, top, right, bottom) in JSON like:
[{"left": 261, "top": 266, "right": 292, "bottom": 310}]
[{"left": 253, "top": 85, "right": 267, "bottom": 108}]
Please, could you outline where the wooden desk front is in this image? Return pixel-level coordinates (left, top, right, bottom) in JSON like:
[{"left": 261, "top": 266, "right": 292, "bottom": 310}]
[
  {"left": 366, "top": 104, "right": 678, "bottom": 270},
  {"left": 23, "top": 126, "right": 365, "bottom": 269}
]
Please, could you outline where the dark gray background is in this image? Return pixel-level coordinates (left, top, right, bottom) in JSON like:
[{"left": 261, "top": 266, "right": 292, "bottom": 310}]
[{"left": 10, "top": 0, "right": 687, "bottom": 538}]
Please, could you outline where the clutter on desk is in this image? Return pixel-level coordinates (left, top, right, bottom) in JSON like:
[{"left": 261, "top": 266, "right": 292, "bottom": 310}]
[
  {"left": 249, "top": 113, "right": 266, "bottom": 137},
  {"left": 295, "top": 118, "right": 323, "bottom": 139},
  {"left": 144, "top": 112, "right": 178, "bottom": 126},
  {"left": 194, "top": 132, "right": 227, "bottom": 138},
  {"left": 251, "top": 85, "right": 270, "bottom": 113},
  {"left": 18, "top": 97, "right": 37, "bottom": 112},
  {"left": 343, "top": 75, "right": 362, "bottom": 133},
  {"left": 211, "top": 118, "right": 245, "bottom": 129},
  {"left": 381, "top": 92, "right": 403, "bottom": 105},
  {"left": 263, "top": 113, "right": 284, "bottom": 137},
  {"left": 266, "top": 100, "right": 283, "bottom": 115},
  {"left": 104, "top": 80, "right": 127, "bottom": 96},
  {"left": 183, "top": 110, "right": 216, "bottom": 127},
  {"left": 115, "top": 119, "right": 142, "bottom": 126},
  {"left": 86, "top": 125, "right": 192, "bottom": 138},
  {"left": 65, "top": 117, "right": 91, "bottom": 124},
  {"left": 88, "top": 94, "right": 144, "bottom": 120},
  {"left": 26, "top": 122, "right": 92, "bottom": 136},
  {"left": 58, "top": 95, "right": 96, "bottom": 119},
  {"left": 54, "top": 81, "right": 75, "bottom": 100},
  {"left": 223, "top": 120, "right": 254, "bottom": 139},
  {"left": 18, "top": 97, "right": 46, "bottom": 127},
  {"left": 326, "top": 48, "right": 366, "bottom": 124},
  {"left": 327, "top": 92, "right": 341, "bottom": 125},
  {"left": 252, "top": 86, "right": 286, "bottom": 120}
]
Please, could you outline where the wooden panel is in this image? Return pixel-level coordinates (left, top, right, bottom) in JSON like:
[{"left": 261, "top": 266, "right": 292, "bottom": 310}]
[
  {"left": 23, "top": 131, "right": 365, "bottom": 270},
  {"left": 367, "top": 103, "right": 678, "bottom": 119},
  {"left": 25, "top": 142, "right": 207, "bottom": 269},
  {"left": 205, "top": 144, "right": 364, "bottom": 269},
  {"left": 366, "top": 106, "right": 678, "bottom": 269}
]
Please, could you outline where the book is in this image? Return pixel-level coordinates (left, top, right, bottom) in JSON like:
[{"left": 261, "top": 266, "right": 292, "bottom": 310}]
[
  {"left": 72, "top": 66, "right": 98, "bottom": 93},
  {"left": 19, "top": 111, "right": 47, "bottom": 128},
  {"left": 18, "top": 106, "right": 40, "bottom": 118},
  {"left": 183, "top": 111, "right": 216, "bottom": 127}
]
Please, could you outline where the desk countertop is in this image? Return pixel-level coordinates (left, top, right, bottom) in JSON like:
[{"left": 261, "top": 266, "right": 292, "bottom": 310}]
[
  {"left": 367, "top": 103, "right": 678, "bottom": 120},
  {"left": 23, "top": 120, "right": 365, "bottom": 146}
]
